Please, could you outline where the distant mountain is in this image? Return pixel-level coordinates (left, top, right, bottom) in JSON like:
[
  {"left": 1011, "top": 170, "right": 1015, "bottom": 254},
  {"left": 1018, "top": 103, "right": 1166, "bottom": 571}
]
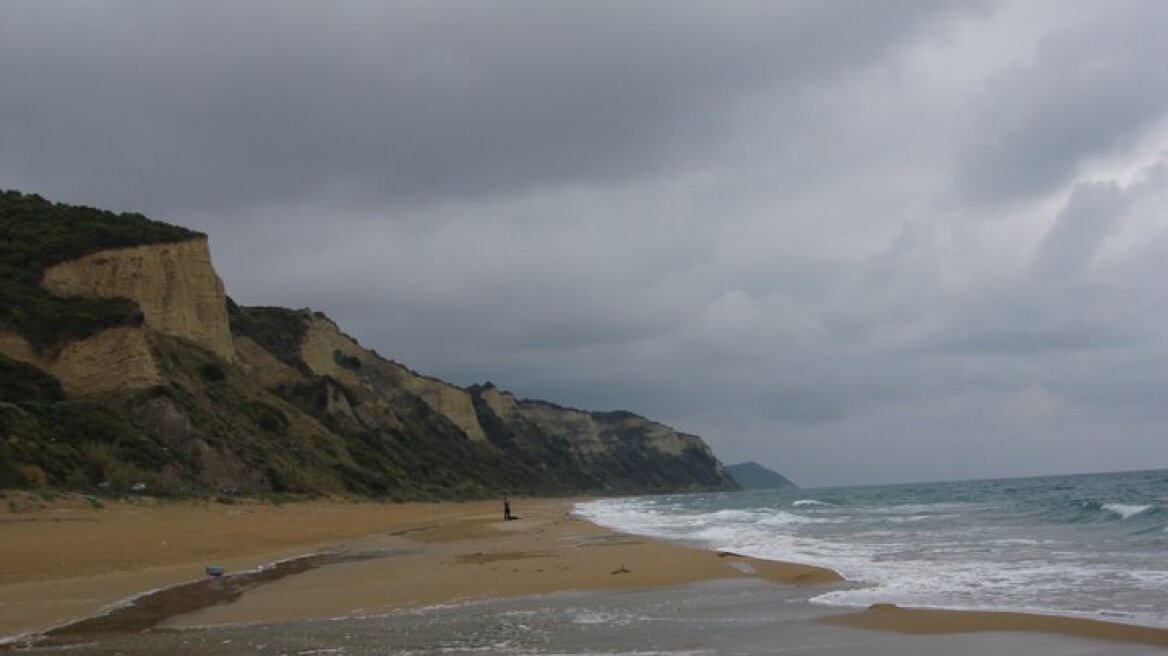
[
  {"left": 0, "top": 190, "right": 736, "bottom": 498},
  {"left": 726, "top": 462, "right": 798, "bottom": 489}
]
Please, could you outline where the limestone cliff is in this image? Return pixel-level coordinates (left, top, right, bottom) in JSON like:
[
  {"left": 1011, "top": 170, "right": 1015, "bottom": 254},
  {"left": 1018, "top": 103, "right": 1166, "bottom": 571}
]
[
  {"left": 229, "top": 306, "right": 736, "bottom": 495},
  {"left": 515, "top": 401, "right": 606, "bottom": 456},
  {"left": 0, "top": 190, "right": 737, "bottom": 497},
  {"left": 41, "top": 238, "right": 235, "bottom": 362},
  {"left": 479, "top": 385, "right": 519, "bottom": 421},
  {"left": 233, "top": 335, "right": 303, "bottom": 389},
  {"left": 296, "top": 314, "right": 488, "bottom": 442},
  {"left": 0, "top": 327, "right": 160, "bottom": 396},
  {"left": 503, "top": 400, "right": 737, "bottom": 492},
  {"left": 285, "top": 313, "right": 731, "bottom": 491},
  {"left": 47, "top": 326, "right": 162, "bottom": 396}
]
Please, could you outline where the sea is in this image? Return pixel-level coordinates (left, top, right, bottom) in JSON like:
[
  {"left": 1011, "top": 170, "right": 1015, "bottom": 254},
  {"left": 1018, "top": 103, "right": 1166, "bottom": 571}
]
[{"left": 576, "top": 468, "right": 1168, "bottom": 629}]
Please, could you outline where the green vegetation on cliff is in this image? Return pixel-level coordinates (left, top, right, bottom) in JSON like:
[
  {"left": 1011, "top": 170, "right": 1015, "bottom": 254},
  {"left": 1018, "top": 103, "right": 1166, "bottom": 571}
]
[
  {"left": 0, "top": 190, "right": 200, "bottom": 350},
  {"left": 0, "top": 354, "right": 189, "bottom": 491},
  {"left": 227, "top": 302, "right": 311, "bottom": 371},
  {"left": 0, "top": 191, "right": 737, "bottom": 499}
]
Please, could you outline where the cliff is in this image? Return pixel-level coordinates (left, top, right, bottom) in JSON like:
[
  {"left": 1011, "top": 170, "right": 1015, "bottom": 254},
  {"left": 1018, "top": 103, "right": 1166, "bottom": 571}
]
[
  {"left": 294, "top": 314, "right": 488, "bottom": 443},
  {"left": 42, "top": 238, "right": 235, "bottom": 362},
  {"left": 0, "top": 326, "right": 161, "bottom": 396},
  {"left": 228, "top": 308, "right": 737, "bottom": 495},
  {"left": 0, "top": 191, "right": 736, "bottom": 498}
]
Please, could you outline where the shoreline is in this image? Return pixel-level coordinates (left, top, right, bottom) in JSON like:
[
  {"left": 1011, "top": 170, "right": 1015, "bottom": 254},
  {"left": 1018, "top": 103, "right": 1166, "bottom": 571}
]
[
  {"left": 822, "top": 603, "right": 1168, "bottom": 649},
  {"left": 3, "top": 494, "right": 1168, "bottom": 651}
]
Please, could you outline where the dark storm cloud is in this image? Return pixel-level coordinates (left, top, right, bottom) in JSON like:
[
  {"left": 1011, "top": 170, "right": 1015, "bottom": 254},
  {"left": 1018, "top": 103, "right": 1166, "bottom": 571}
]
[
  {"left": 3, "top": 1, "right": 1167, "bottom": 485},
  {"left": 0, "top": 0, "right": 969, "bottom": 217}
]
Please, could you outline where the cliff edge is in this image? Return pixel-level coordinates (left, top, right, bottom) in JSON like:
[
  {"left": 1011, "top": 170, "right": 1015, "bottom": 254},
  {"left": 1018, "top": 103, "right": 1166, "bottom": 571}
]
[
  {"left": 42, "top": 238, "right": 235, "bottom": 362},
  {"left": 0, "top": 191, "right": 736, "bottom": 498}
]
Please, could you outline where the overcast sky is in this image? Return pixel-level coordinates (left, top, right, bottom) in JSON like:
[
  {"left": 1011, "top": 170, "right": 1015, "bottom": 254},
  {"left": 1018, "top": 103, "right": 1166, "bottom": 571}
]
[{"left": 3, "top": 1, "right": 1166, "bottom": 486}]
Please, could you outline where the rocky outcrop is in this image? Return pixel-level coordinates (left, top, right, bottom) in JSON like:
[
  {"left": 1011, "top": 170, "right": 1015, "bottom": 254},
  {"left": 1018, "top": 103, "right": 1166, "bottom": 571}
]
[
  {"left": 261, "top": 313, "right": 735, "bottom": 493},
  {"left": 596, "top": 411, "right": 693, "bottom": 456},
  {"left": 0, "top": 331, "right": 38, "bottom": 366},
  {"left": 233, "top": 335, "right": 304, "bottom": 388},
  {"left": 41, "top": 238, "right": 235, "bottom": 362},
  {"left": 512, "top": 402, "right": 715, "bottom": 460},
  {"left": 52, "top": 326, "right": 161, "bottom": 395},
  {"left": 298, "top": 314, "right": 489, "bottom": 443},
  {"left": 298, "top": 314, "right": 366, "bottom": 389},
  {"left": 516, "top": 401, "right": 606, "bottom": 456},
  {"left": 0, "top": 327, "right": 160, "bottom": 396},
  {"left": 479, "top": 385, "right": 519, "bottom": 421},
  {"left": 397, "top": 373, "right": 488, "bottom": 443}
]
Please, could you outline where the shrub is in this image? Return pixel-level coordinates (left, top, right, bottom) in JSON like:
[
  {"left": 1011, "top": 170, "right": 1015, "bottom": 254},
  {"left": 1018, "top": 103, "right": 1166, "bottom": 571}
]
[
  {"left": 227, "top": 302, "right": 310, "bottom": 370},
  {"left": 333, "top": 349, "right": 362, "bottom": 370},
  {"left": 199, "top": 362, "right": 226, "bottom": 382}
]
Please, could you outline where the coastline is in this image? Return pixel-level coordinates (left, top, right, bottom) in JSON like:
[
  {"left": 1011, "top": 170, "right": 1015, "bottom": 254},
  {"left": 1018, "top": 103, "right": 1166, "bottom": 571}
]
[
  {"left": 3, "top": 493, "right": 1167, "bottom": 651},
  {"left": 823, "top": 604, "right": 1168, "bottom": 649}
]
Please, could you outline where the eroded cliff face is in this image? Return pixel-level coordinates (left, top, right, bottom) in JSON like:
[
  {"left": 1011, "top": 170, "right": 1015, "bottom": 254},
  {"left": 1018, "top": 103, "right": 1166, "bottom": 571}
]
[
  {"left": 498, "top": 400, "right": 736, "bottom": 492},
  {"left": 52, "top": 326, "right": 162, "bottom": 395},
  {"left": 299, "top": 316, "right": 365, "bottom": 389},
  {"left": 0, "top": 327, "right": 160, "bottom": 396},
  {"left": 286, "top": 314, "right": 735, "bottom": 491},
  {"left": 41, "top": 238, "right": 235, "bottom": 362},
  {"left": 2, "top": 191, "right": 736, "bottom": 496},
  {"left": 597, "top": 412, "right": 690, "bottom": 456},
  {"left": 297, "top": 314, "right": 489, "bottom": 443},
  {"left": 233, "top": 335, "right": 304, "bottom": 389},
  {"left": 511, "top": 402, "right": 709, "bottom": 459},
  {"left": 516, "top": 401, "right": 607, "bottom": 456},
  {"left": 479, "top": 386, "right": 518, "bottom": 421},
  {"left": 398, "top": 373, "right": 488, "bottom": 443}
]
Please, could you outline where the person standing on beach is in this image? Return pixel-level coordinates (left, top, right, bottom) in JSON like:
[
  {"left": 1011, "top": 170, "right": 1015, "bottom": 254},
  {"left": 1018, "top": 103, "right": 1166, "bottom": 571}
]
[{"left": 503, "top": 498, "right": 513, "bottom": 521}]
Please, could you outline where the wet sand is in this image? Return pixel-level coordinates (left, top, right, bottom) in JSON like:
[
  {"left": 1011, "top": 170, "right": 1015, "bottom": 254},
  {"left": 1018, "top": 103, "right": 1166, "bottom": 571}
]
[
  {"left": 823, "top": 603, "right": 1168, "bottom": 649},
  {"left": 161, "top": 498, "right": 837, "bottom": 629},
  {"left": 3, "top": 493, "right": 1168, "bottom": 653}
]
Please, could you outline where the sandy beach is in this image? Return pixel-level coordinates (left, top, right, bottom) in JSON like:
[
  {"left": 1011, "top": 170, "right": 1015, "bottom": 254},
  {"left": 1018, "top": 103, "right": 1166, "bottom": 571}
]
[
  {"left": 3, "top": 492, "right": 1167, "bottom": 653},
  {"left": 0, "top": 493, "right": 833, "bottom": 640}
]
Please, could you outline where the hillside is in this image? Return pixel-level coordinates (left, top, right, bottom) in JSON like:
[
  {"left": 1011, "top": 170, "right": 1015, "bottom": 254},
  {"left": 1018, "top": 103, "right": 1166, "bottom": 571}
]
[
  {"left": 726, "top": 462, "right": 798, "bottom": 490},
  {"left": 0, "top": 191, "right": 736, "bottom": 498}
]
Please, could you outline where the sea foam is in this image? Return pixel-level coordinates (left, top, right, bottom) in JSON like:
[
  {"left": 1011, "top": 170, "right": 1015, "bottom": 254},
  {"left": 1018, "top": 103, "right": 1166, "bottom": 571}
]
[
  {"left": 576, "top": 469, "right": 1168, "bottom": 629},
  {"left": 1102, "top": 503, "right": 1154, "bottom": 519}
]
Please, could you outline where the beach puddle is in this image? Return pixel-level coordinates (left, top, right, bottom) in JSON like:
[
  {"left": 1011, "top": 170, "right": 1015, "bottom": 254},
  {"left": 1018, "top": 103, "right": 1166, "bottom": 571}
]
[{"left": 4, "top": 551, "right": 387, "bottom": 652}]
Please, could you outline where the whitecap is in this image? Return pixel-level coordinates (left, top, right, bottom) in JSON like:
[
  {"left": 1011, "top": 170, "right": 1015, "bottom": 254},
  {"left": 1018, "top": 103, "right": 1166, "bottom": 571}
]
[
  {"left": 757, "top": 511, "right": 832, "bottom": 526},
  {"left": 1103, "top": 503, "right": 1153, "bottom": 519},
  {"left": 792, "top": 499, "right": 832, "bottom": 508}
]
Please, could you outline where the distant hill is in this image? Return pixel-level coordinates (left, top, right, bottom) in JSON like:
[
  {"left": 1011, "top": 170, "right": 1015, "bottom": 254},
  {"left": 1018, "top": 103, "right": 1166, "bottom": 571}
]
[
  {"left": 726, "top": 462, "right": 798, "bottom": 489},
  {"left": 0, "top": 190, "right": 736, "bottom": 498}
]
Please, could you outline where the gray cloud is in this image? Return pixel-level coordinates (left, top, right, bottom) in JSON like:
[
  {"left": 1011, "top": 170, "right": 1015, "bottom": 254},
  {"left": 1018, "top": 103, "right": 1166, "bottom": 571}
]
[
  {"left": 0, "top": 0, "right": 970, "bottom": 217},
  {"left": 954, "top": 1, "right": 1168, "bottom": 204},
  {"left": 1031, "top": 181, "right": 1129, "bottom": 279},
  {"left": 3, "top": 1, "right": 1167, "bottom": 485}
]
